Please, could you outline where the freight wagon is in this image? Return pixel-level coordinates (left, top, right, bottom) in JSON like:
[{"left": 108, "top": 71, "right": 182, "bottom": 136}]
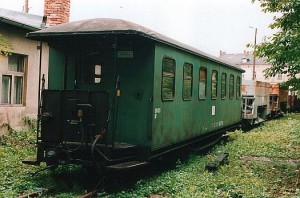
[
  {"left": 242, "top": 80, "right": 270, "bottom": 125},
  {"left": 269, "top": 83, "right": 289, "bottom": 116}
]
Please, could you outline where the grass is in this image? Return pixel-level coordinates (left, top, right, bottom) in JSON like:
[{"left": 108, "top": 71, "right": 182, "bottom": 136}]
[{"left": 1, "top": 114, "right": 300, "bottom": 197}]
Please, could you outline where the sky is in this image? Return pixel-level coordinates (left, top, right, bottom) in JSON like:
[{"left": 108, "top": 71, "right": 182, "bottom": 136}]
[{"left": 0, "top": 0, "right": 276, "bottom": 57}]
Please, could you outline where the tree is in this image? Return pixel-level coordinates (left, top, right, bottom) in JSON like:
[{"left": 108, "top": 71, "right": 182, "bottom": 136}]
[
  {"left": 252, "top": 0, "right": 300, "bottom": 90},
  {"left": 0, "top": 34, "right": 13, "bottom": 57}
]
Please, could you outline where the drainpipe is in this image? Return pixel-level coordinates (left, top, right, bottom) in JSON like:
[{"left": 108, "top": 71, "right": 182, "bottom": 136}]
[{"left": 36, "top": 41, "right": 43, "bottom": 144}]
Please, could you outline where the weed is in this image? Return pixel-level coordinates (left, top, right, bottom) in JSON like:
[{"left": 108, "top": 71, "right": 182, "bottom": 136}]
[{"left": 2, "top": 114, "right": 300, "bottom": 197}]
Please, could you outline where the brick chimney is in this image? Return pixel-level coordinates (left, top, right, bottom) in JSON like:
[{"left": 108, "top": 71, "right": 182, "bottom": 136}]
[
  {"left": 44, "top": 0, "right": 70, "bottom": 26},
  {"left": 24, "top": 0, "right": 29, "bottom": 13}
]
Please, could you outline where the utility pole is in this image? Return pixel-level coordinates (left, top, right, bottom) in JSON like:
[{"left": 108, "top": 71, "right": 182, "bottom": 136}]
[
  {"left": 249, "top": 26, "right": 257, "bottom": 80},
  {"left": 253, "top": 27, "right": 257, "bottom": 80}
]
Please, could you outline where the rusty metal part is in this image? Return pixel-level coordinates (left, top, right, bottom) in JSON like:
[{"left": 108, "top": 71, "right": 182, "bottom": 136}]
[
  {"left": 17, "top": 188, "right": 48, "bottom": 198},
  {"left": 205, "top": 152, "right": 229, "bottom": 171},
  {"left": 80, "top": 190, "right": 98, "bottom": 198}
]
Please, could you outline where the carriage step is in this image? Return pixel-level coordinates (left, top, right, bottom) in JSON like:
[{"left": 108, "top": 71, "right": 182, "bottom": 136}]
[
  {"left": 106, "top": 161, "right": 148, "bottom": 170},
  {"left": 111, "top": 142, "right": 138, "bottom": 150}
]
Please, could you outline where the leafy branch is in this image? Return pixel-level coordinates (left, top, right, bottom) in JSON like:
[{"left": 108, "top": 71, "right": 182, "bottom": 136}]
[
  {"left": 252, "top": 0, "right": 300, "bottom": 90},
  {"left": 0, "top": 34, "right": 13, "bottom": 57}
]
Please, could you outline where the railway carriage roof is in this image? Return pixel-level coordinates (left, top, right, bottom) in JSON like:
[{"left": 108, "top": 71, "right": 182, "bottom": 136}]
[{"left": 27, "top": 18, "right": 243, "bottom": 72}]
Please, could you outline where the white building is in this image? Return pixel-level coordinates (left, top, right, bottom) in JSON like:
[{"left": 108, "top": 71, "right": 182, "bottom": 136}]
[{"left": 219, "top": 50, "right": 289, "bottom": 83}]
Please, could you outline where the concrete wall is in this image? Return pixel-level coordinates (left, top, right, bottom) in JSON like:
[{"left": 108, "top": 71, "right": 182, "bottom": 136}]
[{"left": 0, "top": 23, "right": 49, "bottom": 133}]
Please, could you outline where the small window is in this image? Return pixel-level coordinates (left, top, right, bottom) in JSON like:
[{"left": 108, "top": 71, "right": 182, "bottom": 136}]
[
  {"left": 13, "top": 76, "right": 24, "bottom": 104},
  {"left": 79, "top": 53, "right": 103, "bottom": 84},
  {"left": 162, "top": 57, "right": 176, "bottom": 101},
  {"left": 211, "top": 70, "right": 218, "bottom": 99},
  {"left": 14, "top": 76, "right": 23, "bottom": 104},
  {"left": 199, "top": 67, "right": 207, "bottom": 99},
  {"left": 229, "top": 75, "right": 234, "bottom": 99},
  {"left": 236, "top": 76, "right": 241, "bottom": 99},
  {"left": 94, "top": 65, "right": 102, "bottom": 83},
  {"left": 221, "top": 73, "right": 227, "bottom": 99},
  {"left": 8, "top": 54, "right": 25, "bottom": 72},
  {"left": 183, "top": 63, "right": 193, "bottom": 100},
  {"left": 1, "top": 75, "right": 12, "bottom": 104}
]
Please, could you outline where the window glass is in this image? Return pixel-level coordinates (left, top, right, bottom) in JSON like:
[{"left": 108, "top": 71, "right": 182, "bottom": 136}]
[
  {"left": 183, "top": 63, "right": 193, "bottom": 100},
  {"left": 277, "top": 74, "right": 282, "bottom": 80},
  {"left": 162, "top": 58, "right": 175, "bottom": 101},
  {"left": 1, "top": 75, "right": 11, "bottom": 104},
  {"left": 14, "top": 76, "right": 23, "bottom": 104},
  {"left": 221, "top": 73, "right": 227, "bottom": 99},
  {"left": 236, "top": 76, "right": 241, "bottom": 99},
  {"left": 199, "top": 67, "right": 207, "bottom": 99},
  {"left": 211, "top": 70, "right": 218, "bottom": 99},
  {"left": 94, "top": 65, "right": 102, "bottom": 83},
  {"left": 229, "top": 75, "right": 234, "bottom": 99},
  {"left": 8, "top": 54, "right": 25, "bottom": 72}
]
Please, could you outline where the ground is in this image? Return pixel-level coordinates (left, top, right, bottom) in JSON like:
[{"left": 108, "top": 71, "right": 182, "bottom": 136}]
[{"left": 1, "top": 113, "right": 300, "bottom": 197}]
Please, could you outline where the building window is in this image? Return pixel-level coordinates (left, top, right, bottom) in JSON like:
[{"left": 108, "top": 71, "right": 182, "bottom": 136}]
[
  {"left": 236, "top": 76, "right": 241, "bottom": 99},
  {"left": 1, "top": 53, "right": 26, "bottom": 105},
  {"left": 277, "top": 74, "right": 282, "bottom": 80},
  {"left": 221, "top": 73, "right": 227, "bottom": 99},
  {"left": 183, "top": 63, "right": 193, "bottom": 100},
  {"left": 199, "top": 67, "right": 207, "bottom": 99},
  {"left": 162, "top": 57, "right": 176, "bottom": 101},
  {"left": 229, "top": 74, "right": 234, "bottom": 99},
  {"left": 211, "top": 70, "right": 218, "bottom": 99}
]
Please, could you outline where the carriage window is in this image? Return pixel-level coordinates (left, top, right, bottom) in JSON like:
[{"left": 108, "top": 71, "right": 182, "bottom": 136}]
[
  {"left": 162, "top": 57, "right": 176, "bottom": 101},
  {"left": 236, "top": 76, "right": 241, "bottom": 99},
  {"left": 79, "top": 53, "right": 102, "bottom": 84},
  {"left": 183, "top": 63, "right": 193, "bottom": 100},
  {"left": 94, "top": 65, "right": 102, "bottom": 83},
  {"left": 221, "top": 73, "right": 227, "bottom": 99},
  {"left": 211, "top": 70, "right": 218, "bottom": 99},
  {"left": 229, "top": 74, "right": 234, "bottom": 99},
  {"left": 199, "top": 67, "right": 207, "bottom": 99}
]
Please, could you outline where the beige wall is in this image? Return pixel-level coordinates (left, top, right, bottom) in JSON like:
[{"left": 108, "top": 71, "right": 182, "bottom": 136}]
[{"left": 0, "top": 23, "right": 49, "bottom": 133}]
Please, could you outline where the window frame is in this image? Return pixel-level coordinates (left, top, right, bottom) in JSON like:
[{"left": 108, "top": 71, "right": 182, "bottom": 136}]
[
  {"left": 182, "top": 63, "right": 193, "bottom": 101},
  {"left": 78, "top": 53, "right": 103, "bottom": 84},
  {"left": 211, "top": 70, "right": 218, "bottom": 99},
  {"left": 1, "top": 53, "right": 27, "bottom": 106},
  {"left": 236, "top": 76, "right": 241, "bottom": 99},
  {"left": 229, "top": 74, "right": 235, "bottom": 100},
  {"left": 199, "top": 67, "right": 207, "bottom": 100},
  {"left": 221, "top": 72, "right": 227, "bottom": 100},
  {"left": 161, "top": 57, "right": 176, "bottom": 101}
]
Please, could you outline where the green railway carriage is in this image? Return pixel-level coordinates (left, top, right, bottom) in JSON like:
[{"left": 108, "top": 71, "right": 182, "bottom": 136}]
[{"left": 24, "top": 18, "right": 243, "bottom": 170}]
